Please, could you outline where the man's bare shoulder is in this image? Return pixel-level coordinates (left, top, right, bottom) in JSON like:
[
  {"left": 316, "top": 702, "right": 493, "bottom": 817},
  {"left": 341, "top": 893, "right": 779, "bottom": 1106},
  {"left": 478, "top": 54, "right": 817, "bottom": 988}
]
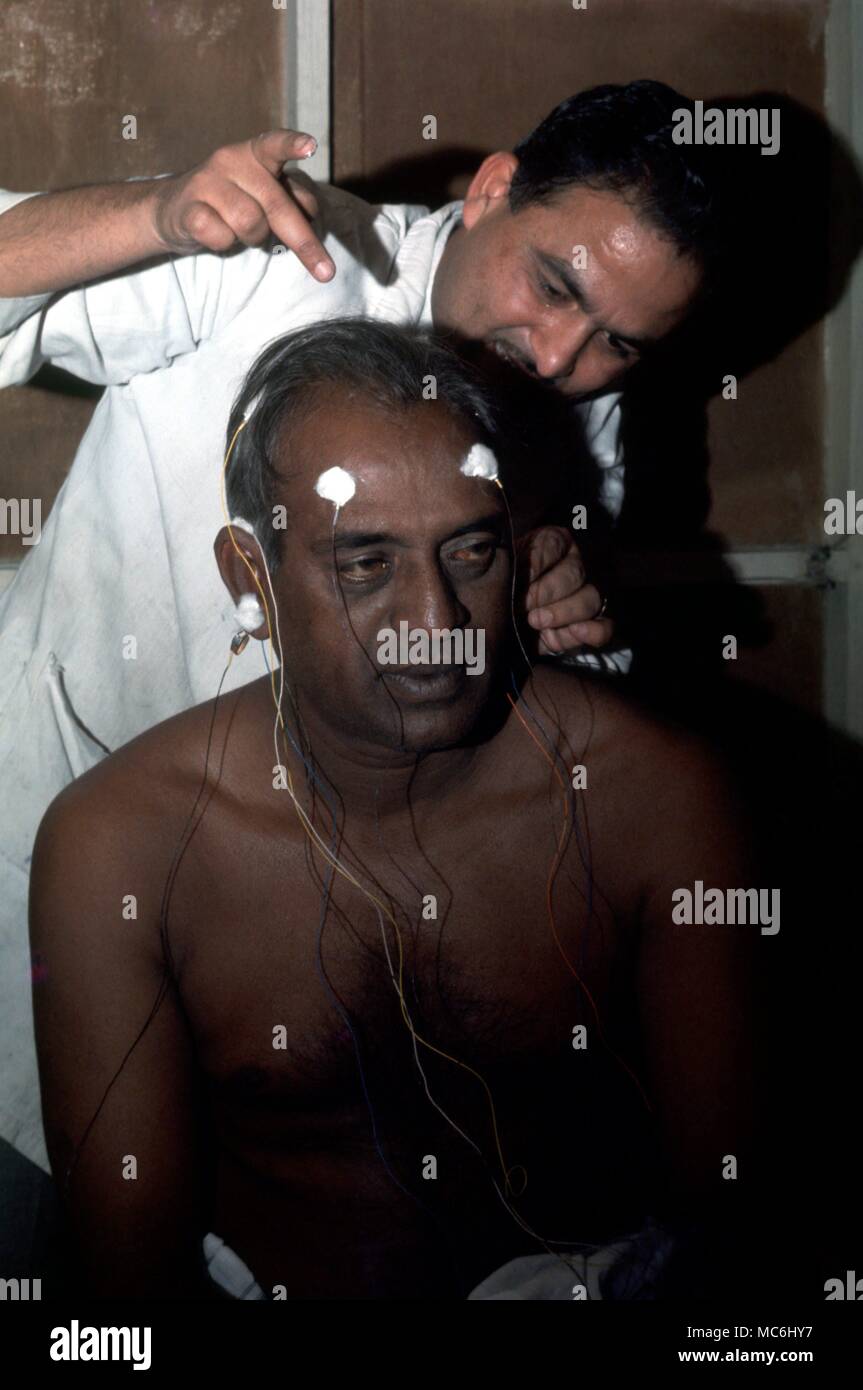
[
  {"left": 519, "top": 662, "right": 679, "bottom": 755},
  {"left": 520, "top": 664, "right": 740, "bottom": 813},
  {"left": 32, "top": 685, "right": 251, "bottom": 883},
  {"left": 517, "top": 665, "right": 751, "bottom": 896}
]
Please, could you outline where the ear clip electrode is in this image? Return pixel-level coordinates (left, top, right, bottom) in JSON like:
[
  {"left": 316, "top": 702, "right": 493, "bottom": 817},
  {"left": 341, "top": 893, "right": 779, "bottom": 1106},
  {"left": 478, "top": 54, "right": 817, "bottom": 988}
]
[{"left": 228, "top": 514, "right": 266, "bottom": 653}]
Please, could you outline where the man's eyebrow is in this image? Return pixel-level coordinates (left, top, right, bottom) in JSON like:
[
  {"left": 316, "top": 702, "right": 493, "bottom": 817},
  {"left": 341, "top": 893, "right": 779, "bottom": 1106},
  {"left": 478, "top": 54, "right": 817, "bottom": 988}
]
[
  {"left": 311, "top": 513, "right": 505, "bottom": 554},
  {"left": 313, "top": 530, "right": 395, "bottom": 553},
  {"left": 534, "top": 250, "right": 653, "bottom": 350},
  {"left": 444, "top": 513, "right": 506, "bottom": 542}
]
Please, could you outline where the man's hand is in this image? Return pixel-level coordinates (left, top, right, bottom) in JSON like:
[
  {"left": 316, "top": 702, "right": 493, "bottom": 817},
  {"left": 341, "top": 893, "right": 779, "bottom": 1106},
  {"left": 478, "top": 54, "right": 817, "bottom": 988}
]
[
  {"left": 522, "top": 526, "right": 613, "bottom": 655},
  {"left": 150, "top": 129, "right": 335, "bottom": 283}
]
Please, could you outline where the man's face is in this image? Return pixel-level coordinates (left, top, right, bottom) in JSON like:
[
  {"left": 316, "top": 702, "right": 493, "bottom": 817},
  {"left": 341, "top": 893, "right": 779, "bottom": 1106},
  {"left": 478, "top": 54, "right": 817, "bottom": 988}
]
[
  {"left": 266, "top": 388, "right": 512, "bottom": 759},
  {"left": 432, "top": 156, "right": 703, "bottom": 401}
]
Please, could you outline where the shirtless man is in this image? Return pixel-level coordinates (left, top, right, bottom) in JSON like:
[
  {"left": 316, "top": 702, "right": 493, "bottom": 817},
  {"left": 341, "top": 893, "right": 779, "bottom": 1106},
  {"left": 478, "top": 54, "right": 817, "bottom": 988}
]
[{"left": 29, "top": 320, "right": 754, "bottom": 1300}]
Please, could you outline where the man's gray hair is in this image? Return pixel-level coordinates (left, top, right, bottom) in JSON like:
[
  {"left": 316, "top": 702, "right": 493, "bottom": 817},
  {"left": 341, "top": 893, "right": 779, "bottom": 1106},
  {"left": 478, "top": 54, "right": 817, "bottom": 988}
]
[{"left": 225, "top": 317, "right": 512, "bottom": 571}]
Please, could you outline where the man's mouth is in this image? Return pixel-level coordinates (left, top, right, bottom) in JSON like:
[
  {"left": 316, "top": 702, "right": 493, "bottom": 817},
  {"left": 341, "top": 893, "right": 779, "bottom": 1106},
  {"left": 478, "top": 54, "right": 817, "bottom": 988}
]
[
  {"left": 491, "top": 339, "right": 536, "bottom": 376},
  {"left": 489, "top": 338, "right": 573, "bottom": 395},
  {"left": 488, "top": 338, "right": 597, "bottom": 401},
  {"left": 380, "top": 666, "right": 467, "bottom": 702}
]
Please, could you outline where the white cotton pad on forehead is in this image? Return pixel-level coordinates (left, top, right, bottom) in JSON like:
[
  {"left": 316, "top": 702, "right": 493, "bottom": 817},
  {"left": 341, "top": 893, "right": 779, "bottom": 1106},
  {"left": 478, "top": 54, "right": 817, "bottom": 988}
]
[
  {"left": 461, "top": 443, "right": 499, "bottom": 481},
  {"left": 315, "top": 466, "right": 356, "bottom": 507}
]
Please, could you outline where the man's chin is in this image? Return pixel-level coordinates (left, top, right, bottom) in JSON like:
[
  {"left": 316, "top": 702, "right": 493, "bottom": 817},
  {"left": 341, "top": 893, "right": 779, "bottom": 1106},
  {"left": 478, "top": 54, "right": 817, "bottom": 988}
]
[{"left": 375, "top": 678, "right": 495, "bottom": 754}]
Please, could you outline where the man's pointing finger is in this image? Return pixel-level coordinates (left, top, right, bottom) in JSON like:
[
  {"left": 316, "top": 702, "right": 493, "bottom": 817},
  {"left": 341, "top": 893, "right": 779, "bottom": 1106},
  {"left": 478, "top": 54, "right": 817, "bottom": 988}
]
[{"left": 249, "top": 130, "right": 335, "bottom": 282}]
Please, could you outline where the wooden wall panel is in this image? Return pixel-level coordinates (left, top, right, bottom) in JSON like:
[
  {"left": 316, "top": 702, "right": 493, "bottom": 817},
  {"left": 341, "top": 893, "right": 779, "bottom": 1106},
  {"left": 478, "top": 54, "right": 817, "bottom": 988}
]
[
  {"left": 333, "top": 0, "right": 827, "bottom": 195},
  {"left": 727, "top": 584, "right": 824, "bottom": 715},
  {"left": 0, "top": 0, "right": 288, "bottom": 560}
]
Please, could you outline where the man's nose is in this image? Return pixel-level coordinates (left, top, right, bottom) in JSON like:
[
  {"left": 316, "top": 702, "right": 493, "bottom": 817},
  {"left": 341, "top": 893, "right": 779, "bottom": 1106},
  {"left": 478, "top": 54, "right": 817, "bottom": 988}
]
[
  {"left": 394, "top": 562, "right": 469, "bottom": 634},
  {"left": 530, "top": 313, "right": 593, "bottom": 382}
]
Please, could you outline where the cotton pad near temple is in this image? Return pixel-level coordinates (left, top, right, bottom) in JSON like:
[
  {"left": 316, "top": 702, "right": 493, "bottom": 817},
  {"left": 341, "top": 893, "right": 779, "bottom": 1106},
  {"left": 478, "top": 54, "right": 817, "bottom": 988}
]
[
  {"left": 315, "top": 467, "right": 357, "bottom": 507},
  {"left": 461, "top": 443, "right": 499, "bottom": 481}
]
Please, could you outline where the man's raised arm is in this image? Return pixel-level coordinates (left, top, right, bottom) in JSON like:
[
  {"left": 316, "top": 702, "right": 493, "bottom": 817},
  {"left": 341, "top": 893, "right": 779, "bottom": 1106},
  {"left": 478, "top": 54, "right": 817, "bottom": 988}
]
[
  {"left": 0, "top": 129, "right": 334, "bottom": 299},
  {"left": 29, "top": 774, "right": 215, "bottom": 1299}
]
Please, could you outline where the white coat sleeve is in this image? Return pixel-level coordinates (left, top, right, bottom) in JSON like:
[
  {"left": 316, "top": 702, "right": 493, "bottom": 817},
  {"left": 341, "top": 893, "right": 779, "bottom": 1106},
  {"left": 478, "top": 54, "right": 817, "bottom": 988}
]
[{"left": 0, "top": 183, "right": 277, "bottom": 388}]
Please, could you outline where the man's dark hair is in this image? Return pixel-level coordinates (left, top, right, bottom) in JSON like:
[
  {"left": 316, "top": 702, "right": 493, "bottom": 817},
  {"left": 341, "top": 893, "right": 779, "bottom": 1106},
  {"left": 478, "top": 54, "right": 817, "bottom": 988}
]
[
  {"left": 509, "top": 80, "right": 719, "bottom": 280},
  {"left": 225, "top": 317, "right": 514, "bottom": 571}
]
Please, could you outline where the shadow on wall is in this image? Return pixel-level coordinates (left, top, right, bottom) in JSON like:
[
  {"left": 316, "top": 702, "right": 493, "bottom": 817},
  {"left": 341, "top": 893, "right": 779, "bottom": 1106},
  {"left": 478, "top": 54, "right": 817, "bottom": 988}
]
[{"left": 605, "top": 94, "right": 863, "bottom": 700}]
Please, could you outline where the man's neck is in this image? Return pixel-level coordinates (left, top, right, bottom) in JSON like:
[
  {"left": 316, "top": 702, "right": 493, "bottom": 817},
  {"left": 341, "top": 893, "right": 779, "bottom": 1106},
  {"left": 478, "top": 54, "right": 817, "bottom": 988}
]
[
  {"left": 245, "top": 676, "right": 503, "bottom": 829},
  {"left": 429, "top": 220, "right": 463, "bottom": 331},
  {"left": 296, "top": 714, "right": 484, "bottom": 827}
]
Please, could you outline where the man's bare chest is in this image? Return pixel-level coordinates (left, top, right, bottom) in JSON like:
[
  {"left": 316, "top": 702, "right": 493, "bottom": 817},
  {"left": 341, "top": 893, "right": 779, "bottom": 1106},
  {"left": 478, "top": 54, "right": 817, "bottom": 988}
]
[{"left": 165, "top": 810, "right": 627, "bottom": 1119}]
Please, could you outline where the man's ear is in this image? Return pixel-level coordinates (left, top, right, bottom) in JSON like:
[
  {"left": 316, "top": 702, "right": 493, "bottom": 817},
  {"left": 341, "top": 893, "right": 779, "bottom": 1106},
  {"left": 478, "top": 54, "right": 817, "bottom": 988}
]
[
  {"left": 461, "top": 152, "right": 519, "bottom": 232},
  {"left": 214, "top": 525, "right": 269, "bottom": 635}
]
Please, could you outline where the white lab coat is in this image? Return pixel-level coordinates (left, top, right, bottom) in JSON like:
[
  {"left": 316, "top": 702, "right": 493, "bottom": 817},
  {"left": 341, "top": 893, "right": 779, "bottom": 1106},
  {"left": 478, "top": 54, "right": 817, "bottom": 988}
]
[{"left": 0, "top": 180, "right": 623, "bottom": 1168}]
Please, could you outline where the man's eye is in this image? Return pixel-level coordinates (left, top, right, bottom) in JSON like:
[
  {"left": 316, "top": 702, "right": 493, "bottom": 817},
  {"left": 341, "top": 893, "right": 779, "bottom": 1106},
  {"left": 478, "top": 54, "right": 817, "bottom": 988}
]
[
  {"left": 538, "top": 278, "right": 566, "bottom": 303},
  {"left": 447, "top": 540, "right": 496, "bottom": 566},
  {"left": 339, "top": 556, "right": 391, "bottom": 583},
  {"left": 605, "top": 333, "right": 636, "bottom": 360}
]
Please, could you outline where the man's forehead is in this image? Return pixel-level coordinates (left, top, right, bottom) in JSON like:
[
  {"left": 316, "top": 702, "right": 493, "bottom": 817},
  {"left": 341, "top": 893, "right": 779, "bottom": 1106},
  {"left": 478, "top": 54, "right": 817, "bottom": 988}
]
[
  {"left": 305, "top": 463, "right": 505, "bottom": 551},
  {"left": 280, "top": 391, "right": 480, "bottom": 494},
  {"left": 279, "top": 388, "right": 471, "bottom": 478},
  {"left": 275, "top": 389, "right": 503, "bottom": 538},
  {"left": 524, "top": 186, "right": 701, "bottom": 330},
  {"left": 526, "top": 183, "right": 645, "bottom": 244}
]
